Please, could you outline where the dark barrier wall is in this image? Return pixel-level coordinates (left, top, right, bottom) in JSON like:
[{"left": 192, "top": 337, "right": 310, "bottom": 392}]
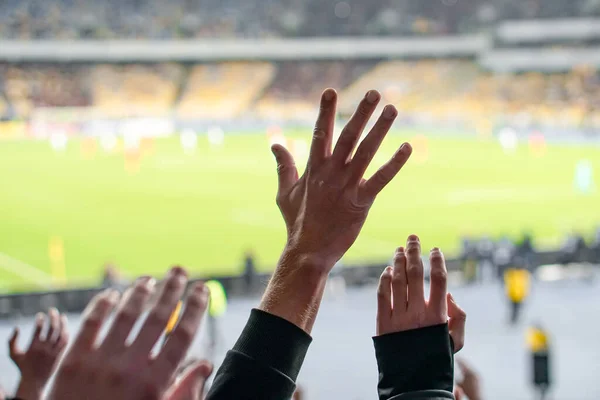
[{"left": 0, "top": 250, "right": 580, "bottom": 319}]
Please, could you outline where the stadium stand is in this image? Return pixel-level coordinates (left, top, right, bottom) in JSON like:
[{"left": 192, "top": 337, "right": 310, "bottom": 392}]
[
  {"left": 177, "top": 62, "right": 276, "bottom": 119},
  {"left": 92, "top": 64, "right": 183, "bottom": 116},
  {"left": 254, "top": 61, "right": 374, "bottom": 120},
  {"left": 1, "top": 60, "right": 599, "bottom": 129},
  {"left": 1, "top": 0, "right": 599, "bottom": 40}
]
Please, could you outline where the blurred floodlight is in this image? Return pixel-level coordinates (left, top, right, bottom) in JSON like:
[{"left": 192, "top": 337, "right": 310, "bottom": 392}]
[
  {"left": 49, "top": 131, "right": 68, "bottom": 152},
  {"left": 100, "top": 133, "right": 118, "bottom": 153},
  {"left": 498, "top": 127, "right": 518, "bottom": 153},
  {"left": 181, "top": 129, "right": 198, "bottom": 154},
  {"left": 207, "top": 126, "right": 225, "bottom": 147}
]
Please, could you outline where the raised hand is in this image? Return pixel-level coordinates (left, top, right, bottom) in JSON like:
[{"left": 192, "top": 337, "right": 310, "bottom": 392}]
[
  {"left": 376, "top": 235, "right": 466, "bottom": 352},
  {"left": 170, "top": 360, "right": 213, "bottom": 400},
  {"left": 47, "top": 268, "right": 209, "bottom": 400},
  {"left": 9, "top": 308, "right": 69, "bottom": 400},
  {"left": 455, "top": 359, "right": 483, "bottom": 400},
  {"left": 272, "top": 88, "right": 412, "bottom": 269}
]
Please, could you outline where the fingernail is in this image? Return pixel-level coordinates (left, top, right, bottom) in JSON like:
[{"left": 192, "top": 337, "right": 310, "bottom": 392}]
[
  {"left": 385, "top": 266, "right": 393, "bottom": 274},
  {"left": 383, "top": 105, "right": 397, "bottom": 119},
  {"left": 271, "top": 146, "right": 279, "bottom": 157},
  {"left": 366, "top": 90, "right": 380, "bottom": 104},
  {"left": 448, "top": 293, "right": 455, "bottom": 302},
  {"left": 323, "top": 88, "right": 334, "bottom": 101},
  {"left": 399, "top": 142, "right": 412, "bottom": 154},
  {"left": 431, "top": 247, "right": 440, "bottom": 253},
  {"left": 396, "top": 246, "right": 405, "bottom": 253},
  {"left": 408, "top": 234, "right": 419, "bottom": 242}
]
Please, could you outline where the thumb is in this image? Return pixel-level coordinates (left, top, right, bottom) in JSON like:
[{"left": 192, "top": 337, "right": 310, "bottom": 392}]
[
  {"left": 8, "top": 328, "right": 21, "bottom": 363},
  {"left": 454, "top": 385, "right": 464, "bottom": 400},
  {"left": 447, "top": 293, "right": 467, "bottom": 353},
  {"left": 271, "top": 144, "right": 298, "bottom": 194},
  {"left": 167, "top": 360, "right": 213, "bottom": 400}
]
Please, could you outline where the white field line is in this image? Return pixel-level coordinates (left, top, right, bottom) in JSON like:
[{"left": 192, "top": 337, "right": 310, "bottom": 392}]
[{"left": 0, "top": 252, "right": 53, "bottom": 288}]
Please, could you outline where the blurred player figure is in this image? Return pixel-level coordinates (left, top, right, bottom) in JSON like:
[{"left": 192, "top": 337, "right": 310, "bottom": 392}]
[
  {"left": 460, "top": 237, "right": 478, "bottom": 284},
  {"left": 493, "top": 235, "right": 516, "bottom": 280},
  {"left": 527, "top": 325, "right": 552, "bottom": 400},
  {"left": 504, "top": 267, "right": 531, "bottom": 325},
  {"left": 592, "top": 227, "right": 600, "bottom": 263},
  {"left": 101, "top": 262, "right": 127, "bottom": 289},
  {"left": 476, "top": 236, "right": 495, "bottom": 282},
  {"left": 517, "top": 232, "right": 536, "bottom": 271},
  {"left": 559, "top": 231, "right": 587, "bottom": 265},
  {"left": 243, "top": 250, "right": 257, "bottom": 294},
  {"left": 573, "top": 159, "right": 594, "bottom": 194}
]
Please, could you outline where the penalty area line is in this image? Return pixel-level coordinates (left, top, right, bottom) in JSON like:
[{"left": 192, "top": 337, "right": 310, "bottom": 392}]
[{"left": 0, "top": 251, "right": 53, "bottom": 288}]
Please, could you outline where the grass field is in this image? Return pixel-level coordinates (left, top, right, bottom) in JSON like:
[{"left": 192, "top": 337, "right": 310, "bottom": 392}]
[{"left": 1, "top": 131, "right": 599, "bottom": 292}]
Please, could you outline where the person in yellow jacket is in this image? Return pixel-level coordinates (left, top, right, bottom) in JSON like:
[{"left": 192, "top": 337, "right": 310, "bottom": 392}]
[
  {"left": 527, "top": 325, "right": 551, "bottom": 400},
  {"left": 504, "top": 268, "right": 531, "bottom": 324}
]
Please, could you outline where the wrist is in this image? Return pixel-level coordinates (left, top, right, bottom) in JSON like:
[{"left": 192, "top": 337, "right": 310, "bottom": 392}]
[
  {"left": 16, "top": 379, "right": 43, "bottom": 400},
  {"left": 259, "top": 246, "right": 330, "bottom": 334}
]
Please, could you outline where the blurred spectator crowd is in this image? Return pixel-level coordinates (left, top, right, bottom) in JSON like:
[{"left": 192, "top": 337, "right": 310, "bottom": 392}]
[
  {"left": 1, "top": 0, "right": 600, "bottom": 40},
  {"left": 1, "top": 60, "right": 599, "bottom": 132}
]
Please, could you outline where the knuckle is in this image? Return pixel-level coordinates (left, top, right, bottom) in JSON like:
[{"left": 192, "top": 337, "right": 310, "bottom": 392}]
[
  {"left": 116, "top": 307, "right": 140, "bottom": 326},
  {"left": 430, "top": 268, "right": 447, "bottom": 284},
  {"left": 406, "top": 246, "right": 420, "bottom": 257},
  {"left": 312, "top": 128, "right": 326, "bottom": 139},
  {"left": 83, "top": 315, "right": 104, "bottom": 331},
  {"left": 392, "top": 273, "right": 405, "bottom": 284},
  {"left": 172, "top": 325, "right": 195, "bottom": 343},
  {"left": 133, "top": 282, "right": 153, "bottom": 297},
  {"left": 407, "top": 265, "right": 423, "bottom": 279},
  {"left": 164, "top": 278, "right": 183, "bottom": 293},
  {"left": 357, "top": 104, "right": 371, "bottom": 117},
  {"left": 146, "top": 310, "right": 169, "bottom": 328}
]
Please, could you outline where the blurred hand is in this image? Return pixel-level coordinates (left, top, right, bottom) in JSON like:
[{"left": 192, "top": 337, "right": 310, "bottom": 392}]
[
  {"left": 272, "top": 88, "right": 412, "bottom": 269},
  {"left": 172, "top": 360, "right": 213, "bottom": 400},
  {"left": 456, "top": 359, "right": 482, "bottom": 400},
  {"left": 376, "top": 235, "right": 466, "bottom": 352},
  {"left": 9, "top": 308, "right": 69, "bottom": 400},
  {"left": 47, "top": 268, "right": 209, "bottom": 400}
]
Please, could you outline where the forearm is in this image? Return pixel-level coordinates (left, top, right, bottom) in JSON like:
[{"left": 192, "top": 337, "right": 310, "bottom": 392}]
[{"left": 259, "top": 247, "right": 329, "bottom": 334}]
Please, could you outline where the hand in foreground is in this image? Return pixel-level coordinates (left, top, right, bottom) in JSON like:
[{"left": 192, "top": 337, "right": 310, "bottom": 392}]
[
  {"left": 9, "top": 308, "right": 69, "bottom": 400},
  {"left": 175, "top": 359, "right": 214, "bottom": 400},
  {"left": 47, "top": 268, "right": 209, "bottom": 400},
  {"left": 377, "top": 235, "right": 466, "bottom": 351},
  {"left": 272, "top": 88, "right": 412, "bottom": 269},
  {"left": 455, "top": 359, "right": 483, "bottom": 400}
]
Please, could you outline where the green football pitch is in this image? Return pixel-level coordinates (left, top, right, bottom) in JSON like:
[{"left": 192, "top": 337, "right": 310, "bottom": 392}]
[{"left": 1, "top": 131, "right": 599, "bottom": 292}]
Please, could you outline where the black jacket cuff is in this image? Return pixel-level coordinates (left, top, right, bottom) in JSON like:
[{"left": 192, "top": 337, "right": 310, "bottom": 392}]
[
  {"left": 373, "top": 323, "right": 454, "bottom": 398},
  {"left": 232, "top": 308, "right": 312, "bottom": 381}
]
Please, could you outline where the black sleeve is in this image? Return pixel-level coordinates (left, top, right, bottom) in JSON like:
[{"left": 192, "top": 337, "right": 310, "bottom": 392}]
[
  {"left": 373, "top": 323, "right": 455, "bottom": 400},
  {"left": 206, "top": 309, "right": 312, "bottom": 400}
]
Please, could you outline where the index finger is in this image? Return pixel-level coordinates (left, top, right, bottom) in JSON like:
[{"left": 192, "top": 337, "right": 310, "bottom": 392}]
[{"left": 308, "top": 88, "right": 337, "bottom": 169}]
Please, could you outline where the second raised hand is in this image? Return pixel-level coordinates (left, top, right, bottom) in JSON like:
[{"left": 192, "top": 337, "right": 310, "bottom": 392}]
[{"left": 272, "top": 88, "right": 413, "bottom": 269}]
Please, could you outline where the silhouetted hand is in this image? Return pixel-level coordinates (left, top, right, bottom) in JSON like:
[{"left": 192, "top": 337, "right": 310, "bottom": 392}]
[
  {"left": 47, "top": 268, "right": 209, "bottom": 400},
  {"left": 272, "top": 88, "right": 412, "bottom": 269},
  {"left": 9, "top": 308, "right": 69, "bottom": 400},
  {"left": 376, "top": 235, "right": 466, "bottom": 351}
]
